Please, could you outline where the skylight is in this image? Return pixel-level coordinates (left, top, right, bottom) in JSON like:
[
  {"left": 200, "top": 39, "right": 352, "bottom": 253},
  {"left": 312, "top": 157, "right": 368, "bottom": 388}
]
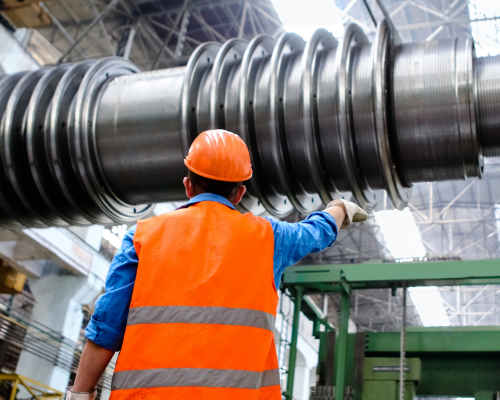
[
  {"left": 468, "top": 0, "right": 500, "bottom": 57},
  {"left": 408, "top": 286, "right": 451, "bottom": 326},
  {"left": 374, "top": 208, "right": 426, "bottom": 260},
  {"left": 270, "top": 0, "right": 344, "bottom": 40},
  {"left": 374, "top": 208, "right": 450, "bottom": 326},
  {"left": 102, "top": 224, "right": 128, "bottom": 249}
]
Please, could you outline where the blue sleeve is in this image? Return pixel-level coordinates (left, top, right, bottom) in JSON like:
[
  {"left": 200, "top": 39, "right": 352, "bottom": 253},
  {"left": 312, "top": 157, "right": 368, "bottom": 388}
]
[
  {"left": 84, "top": 225, "right": 138, "bottom": 351},
  {"left": 264, "top": 211, "right": 338, "bottom": 289}
]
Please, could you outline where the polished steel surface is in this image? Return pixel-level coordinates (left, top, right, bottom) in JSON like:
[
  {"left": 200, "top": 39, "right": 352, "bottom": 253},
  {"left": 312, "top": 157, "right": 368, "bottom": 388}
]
[
  {"left": 354, "top": 20, "right": 411, "bottom": 210},
  {"left": 26, "top": 64, "right": 74, "bottom": 226},
  {"left": 0, "top": 72, "right": 29, "bottom": 229},
  {"left": 299, "top": 29, "right": 339, "bottom": 207},
  {"left": 73, "top": 58, "right": 152, "bottom": 223},
  {"left": 337, "top": 23, "right": 378, "bottom": 210},
  {"left": 0, "top": 59, "right": 153, "bottom": 227},
  {"left": 2, "top": 69, "right": 49, "bottom": 228},
  {"left": 0, "top": 20, "right": 499, "bottom": 226},
  {"left": 476, "top": 55, "right": 500, "bottom": 158},
  {"left": 48, "top": 60, "right": 109, "bottom": 225},
  {"left": 238, "top": 34, "right": 289, "bottom": 216},
  {"left": 96, "top": 67, "right": 188, "bottom": 205},
  {"left": 393, "top": 38, "right": 481, "bottom": 185},
  {"left": 281, "top": 34, "right": 322, "bottom": 213}
]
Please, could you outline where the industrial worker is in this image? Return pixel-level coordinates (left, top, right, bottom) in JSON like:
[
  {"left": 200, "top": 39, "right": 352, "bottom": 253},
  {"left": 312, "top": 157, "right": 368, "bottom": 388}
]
[{"left": 67, "top": 130, "right": 367, "bottom": 400}]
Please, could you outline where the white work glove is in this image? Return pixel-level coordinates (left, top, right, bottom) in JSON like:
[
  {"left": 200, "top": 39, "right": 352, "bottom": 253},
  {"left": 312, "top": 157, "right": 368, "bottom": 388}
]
[
  {"left": 65, "top": 387, "right": 97, "bottom": 400},
  {"left": 327, "top": 199, "right": 368, "bottom": 229}
]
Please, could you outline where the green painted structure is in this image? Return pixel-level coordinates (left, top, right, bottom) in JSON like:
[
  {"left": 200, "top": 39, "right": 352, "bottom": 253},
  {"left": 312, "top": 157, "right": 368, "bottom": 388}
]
[
  {"left": 362, "top": 358, "right": 420, "bottom": 400},
  {"left": 281, "top": 259, "right": 500, "bottom": 400}
]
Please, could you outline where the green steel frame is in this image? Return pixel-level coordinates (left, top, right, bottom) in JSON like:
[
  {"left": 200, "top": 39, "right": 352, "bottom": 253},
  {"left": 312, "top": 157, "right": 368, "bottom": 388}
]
[
  {"left": 281, "top": 259, "right": 500, "bottom": 399},
  {"left": 363, "top": 327, "right": 500, "bottom": 397}
]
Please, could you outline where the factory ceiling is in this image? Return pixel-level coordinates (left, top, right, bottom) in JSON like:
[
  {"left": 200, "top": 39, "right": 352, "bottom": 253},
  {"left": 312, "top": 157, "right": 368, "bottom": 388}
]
[{"left": 5, "top": 0, "right": 282, "bottom": 70}]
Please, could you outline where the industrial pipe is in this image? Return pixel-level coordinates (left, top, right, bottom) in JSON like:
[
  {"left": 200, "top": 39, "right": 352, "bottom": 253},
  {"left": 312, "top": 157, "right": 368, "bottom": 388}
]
[{"left": 0, "top": 20, "right": 498, "bottom": 227}]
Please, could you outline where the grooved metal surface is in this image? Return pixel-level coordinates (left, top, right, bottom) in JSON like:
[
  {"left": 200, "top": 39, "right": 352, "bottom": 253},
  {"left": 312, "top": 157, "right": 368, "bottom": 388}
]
[
  {"left": 476, "top": 55, "right": 500, "bottom": 157},
  {"left": 393, "top": 39, "right": 480, "bottom": 184},
  {"left": 316, "top": 46, "right": 346, "bottom": 192},
  {"left": 351, "top": 44, "right": 383, "bottom": 190}
]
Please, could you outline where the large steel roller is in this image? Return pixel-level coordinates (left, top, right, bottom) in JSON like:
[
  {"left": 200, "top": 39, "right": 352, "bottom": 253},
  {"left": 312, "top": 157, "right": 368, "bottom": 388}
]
[{"left": 0, "top": 19, "right": 498, "bottom": 227}]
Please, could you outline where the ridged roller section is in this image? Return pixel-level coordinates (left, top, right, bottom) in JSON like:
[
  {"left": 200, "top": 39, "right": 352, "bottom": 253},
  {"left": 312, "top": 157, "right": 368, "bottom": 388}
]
[
  {"left": 350, "top": 21, "right": 410, "bottom": 209},
  {"left": 0, "top": 19, "right": 498, "bottom": 226},
  {"left": 392, "top": 38, "right": 481, "bottom": 184},
  {"left": 0, "top": 59, "right": 154, "bottom": 228}
]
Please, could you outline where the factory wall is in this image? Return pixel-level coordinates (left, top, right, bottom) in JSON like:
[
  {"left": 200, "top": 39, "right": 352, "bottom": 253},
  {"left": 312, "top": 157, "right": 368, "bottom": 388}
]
[{"left": 0, "top": 24, "right": 38, "bottom": 73}]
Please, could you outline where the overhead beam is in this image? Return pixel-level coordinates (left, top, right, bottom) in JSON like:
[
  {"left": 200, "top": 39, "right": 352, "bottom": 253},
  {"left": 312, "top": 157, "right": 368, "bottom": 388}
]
[
  {"left": 192, "top": 11, "right": 227, "bottom": 42},
  {"left": 39, "top": 2, "right": 89, "bottom": 60},
  {"left": 85, "top": 0, "right": 116, "bottom": 55},
  {"left": 396, "top": 15, "right": 500, "bottom": 32},
  {"left": 365, "top": 327, "right": 500, "bottom": 352},
  {"left": 56, "top": 0, "right": 121, "bottom": 64},
  {"left": 284, "top": 259, "right": 500, "bottom": 288},
  {"left": 151, "top": 0, "right": 190, "bottom": 69},
  {"left": 148, "top": 18, "right": 201, "bottom": 45},
  {"left": 116, "top": 26, "right": 136, "bottom": 59}
]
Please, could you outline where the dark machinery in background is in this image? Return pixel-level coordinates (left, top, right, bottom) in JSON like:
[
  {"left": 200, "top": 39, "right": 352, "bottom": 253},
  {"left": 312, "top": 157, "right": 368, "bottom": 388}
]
[{"left": 0, "top": 18, "right": 499, "bottom": 228}]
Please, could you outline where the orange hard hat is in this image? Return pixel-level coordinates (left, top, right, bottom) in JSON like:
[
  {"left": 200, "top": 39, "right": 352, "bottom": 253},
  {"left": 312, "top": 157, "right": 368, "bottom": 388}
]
[{"left": 184, "top": 129, "right": 252, "bottom": 182}]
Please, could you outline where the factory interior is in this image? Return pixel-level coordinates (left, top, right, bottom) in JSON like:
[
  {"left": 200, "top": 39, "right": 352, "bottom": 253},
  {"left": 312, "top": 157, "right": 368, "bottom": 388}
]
[{"left": 0, "top": 0, "right": 499, "bottom": 399}]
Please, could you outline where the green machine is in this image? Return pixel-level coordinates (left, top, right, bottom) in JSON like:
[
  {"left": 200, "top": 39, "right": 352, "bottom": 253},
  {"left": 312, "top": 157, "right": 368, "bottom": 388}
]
[
  {"left": 281, "top": 259, "right": 500, "bottom": 400},
  {"left": 362, "top": 358, "right": 421, "bottom": 400}
]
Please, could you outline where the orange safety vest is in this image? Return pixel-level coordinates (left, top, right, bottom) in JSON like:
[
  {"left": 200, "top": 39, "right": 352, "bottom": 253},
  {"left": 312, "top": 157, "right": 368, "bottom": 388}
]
[{"left": 110, "top": 201, "right": 281, "bottom": 400}]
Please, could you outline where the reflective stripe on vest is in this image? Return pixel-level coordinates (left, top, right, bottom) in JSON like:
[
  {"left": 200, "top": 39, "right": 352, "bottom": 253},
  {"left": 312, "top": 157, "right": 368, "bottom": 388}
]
[
  {"left": 127, "top": 305, "right": 275, "bottom": 331},
  {"left": 112, "top": 368, "right": 280, "bottom": 391}
]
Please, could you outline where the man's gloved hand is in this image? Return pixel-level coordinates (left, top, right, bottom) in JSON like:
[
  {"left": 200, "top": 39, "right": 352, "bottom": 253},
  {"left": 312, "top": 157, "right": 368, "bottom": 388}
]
[
  {"left": 65, "top": 387, "right": 97, "bottom": 400},
  {"left": 327, "top": 199, "right": 368, "bottom": 229}
]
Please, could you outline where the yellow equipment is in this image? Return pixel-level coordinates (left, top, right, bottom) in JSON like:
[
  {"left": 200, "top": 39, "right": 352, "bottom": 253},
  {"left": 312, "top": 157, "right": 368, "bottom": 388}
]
[
  {"left": 0, "top": 263, "right": 26, "bottom": 295},
  {"left": 0, "top": 373, "right": 63, "bottom": 400},
  {"left": 1, "top": 3, "right": 51, "bottom": 28}
]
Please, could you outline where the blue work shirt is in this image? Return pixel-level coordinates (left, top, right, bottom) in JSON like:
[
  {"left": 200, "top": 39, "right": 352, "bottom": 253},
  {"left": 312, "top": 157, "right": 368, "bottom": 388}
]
[{"left": 85, "top": 193, "right": 338, "bottom": 351}]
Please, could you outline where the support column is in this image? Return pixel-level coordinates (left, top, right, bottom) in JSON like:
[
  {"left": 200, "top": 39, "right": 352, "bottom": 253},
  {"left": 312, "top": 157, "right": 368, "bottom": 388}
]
[
  {"left": 335, "top": 285, "right": 351, "bottom": 400},
  {"left": 284, "top": 286, "right": 304, "bottom": 400},
  {"left": 16, "top": 272, "right": 103, "bottom": 392}
]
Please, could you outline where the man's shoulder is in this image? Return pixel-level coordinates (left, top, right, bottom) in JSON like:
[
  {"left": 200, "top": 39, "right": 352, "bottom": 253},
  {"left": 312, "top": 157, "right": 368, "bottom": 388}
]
[
  {"left": 243, "top": 213, "right": 276, "bottom": 232},
  {"left": 137, "top": 208, "right": 189, "bottom": 228}
]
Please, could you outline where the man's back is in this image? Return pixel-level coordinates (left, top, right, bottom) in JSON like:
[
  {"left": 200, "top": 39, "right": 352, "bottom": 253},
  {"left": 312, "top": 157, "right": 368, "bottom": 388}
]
[
  {"left": 130, "top": 201, "right": 277, "bottom": 309},
  {"left": 111, "top": 201, "right": 281, "bottom": 400}
]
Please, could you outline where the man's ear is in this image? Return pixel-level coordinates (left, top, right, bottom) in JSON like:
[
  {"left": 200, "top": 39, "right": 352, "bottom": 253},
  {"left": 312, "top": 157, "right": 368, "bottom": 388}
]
[
  {"left": 231, "top": 185, "right": 246, "bottom": 205},
  {"left": 183, "top": 177, "right": 195, "bottom": 199}
]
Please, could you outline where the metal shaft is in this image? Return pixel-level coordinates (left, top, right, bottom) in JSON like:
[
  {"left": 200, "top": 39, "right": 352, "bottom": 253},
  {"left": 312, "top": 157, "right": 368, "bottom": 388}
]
[{"left": 0, "top": 20, "right": 499, "bottom": 227}]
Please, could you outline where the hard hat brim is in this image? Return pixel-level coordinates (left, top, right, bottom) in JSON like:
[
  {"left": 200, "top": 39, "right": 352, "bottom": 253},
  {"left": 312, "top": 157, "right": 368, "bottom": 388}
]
[{"left": 184, "top": 159, "right": 252, "bottom": 182}]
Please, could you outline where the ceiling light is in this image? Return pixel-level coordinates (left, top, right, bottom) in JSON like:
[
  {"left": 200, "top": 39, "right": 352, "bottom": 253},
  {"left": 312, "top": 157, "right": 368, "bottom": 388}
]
[
  {"left": 270, "top": 0, "right": 344, "bottom": 40},
  {"left": 374, "top": 208, "right": 426, "bottom": 260},
  {"left": 409, "top": 287, "right": 451, "bottom": 327},
  {"left": 468, "top": 0, "right": 500, "bottom": 57}
]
